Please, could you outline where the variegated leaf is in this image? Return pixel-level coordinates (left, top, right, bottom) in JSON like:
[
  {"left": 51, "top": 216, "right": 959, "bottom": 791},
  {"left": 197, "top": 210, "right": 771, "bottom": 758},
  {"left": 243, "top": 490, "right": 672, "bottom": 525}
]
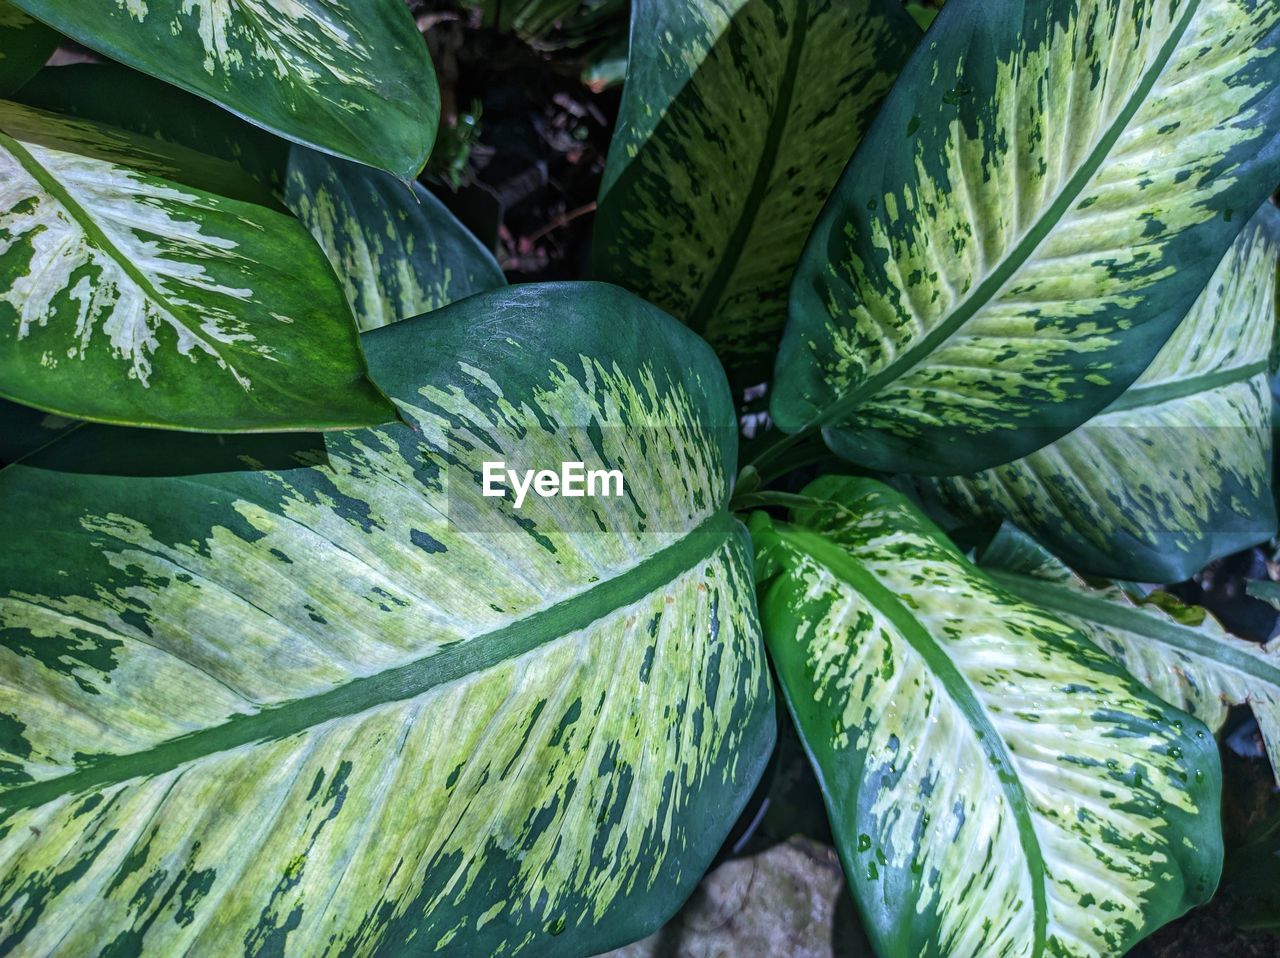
[
  {"left": 751, "top": 476, "right": 1222, "bottom": 958},
  {"left": 775, "top": 0, "right": 1280, "bottom": 474},
  {"left": 9, "top": 0, "right": 438, "bottom": 180},
  {"left": 594, "top": 0, "right": 919, "bottom": 391},
  {"left": 904, "top": 203, "right": 1280, "bottom": 583},
  {"left": 0, "top": 100, "right": 397, "bottom": 432},
  {"left": 0, "top": 283, "right": 774, "bottom": 957},
  {"left": 980, "top": 523, "right": 1280, "bottom": 784},
  {"left": 15, "top": 62, "right": 291, "bottom": 193},
  {"left": 0, "top": 1, "right": 55, "bottom": 97},
  {"left": 286, "top": 147, "right": 506, "bottom": 332}
]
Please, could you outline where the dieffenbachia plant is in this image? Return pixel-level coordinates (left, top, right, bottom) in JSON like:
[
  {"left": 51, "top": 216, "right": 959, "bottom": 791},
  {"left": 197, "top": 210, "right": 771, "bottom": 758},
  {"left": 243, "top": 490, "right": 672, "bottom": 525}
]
[
  {"left": 905, "top": 202, "right": 1280, "bottom": 583},
  {"left": 594, "top": 0, "right": 920, "bottom": 391},
  {"left": 0, "top": 2, "right": 439, "bottom": 433},
  {"left": 979, "top": 523, "right": 1280, "bottom": 783},
  {"left": 0, "top": 284, "right": 775, "bottom": 955},
  {"left": 751, "top": 478, "right": 1222, "bottom": 958},
  {"left": 772, "top": 0, "right": 1280, "bottom": 474},
  {"left": 2, "top": 0, "right": 1280, "bottom": 955}
]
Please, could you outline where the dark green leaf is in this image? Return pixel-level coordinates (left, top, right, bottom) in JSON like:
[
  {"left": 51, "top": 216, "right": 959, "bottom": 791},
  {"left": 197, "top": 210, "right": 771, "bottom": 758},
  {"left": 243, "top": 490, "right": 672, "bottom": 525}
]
[
  {"left": 751, "top": 476, "right": 1222, "bottom": 957},
  {"left": 0, "top": 0, "right": 55, "bottom": 96},
  {"left": 0, "top": 100, "right": 396, "bottom": 432},
  {"left": 595, "top": 0, "right": 919, "bottom": 391},
  {"left": 285, "top": 147, "right": 506, "bottom": 331},
  {"left": 775, "top": 0, "right": 1280, "bottom": 474},
  {"left": 0, "top": 394, "right": 74, "bottom": 461},
  {"left": 15, "top": 62, "right": 290, "bottom": 191},
  {"left": 9, "top": 0, "right": 439, "bottom": 180},
  {"left": 904, "top": 1, "right": 943, "bottom": 29},
  {"left": 1248, "top": 579, "right": 1280, "bottom": 609},
  {"left": 0, "top": 282, "right": 774, "bottom": 956}
]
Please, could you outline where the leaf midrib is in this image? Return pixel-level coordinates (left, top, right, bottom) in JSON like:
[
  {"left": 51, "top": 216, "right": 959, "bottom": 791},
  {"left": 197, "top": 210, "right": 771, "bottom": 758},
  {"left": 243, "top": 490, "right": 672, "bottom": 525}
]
[
  {"left": 1103, "top": 361, "right": 1267, "bottom": 414},
  {"left": 777, "top": 523, "right": 1049, "bottom": 956},
  {"left": 811, "top": 0, "right": 1202, "bottom": 430},
  {"left": 684, "top": 0, "right": 811, "bottom": 338},
  {"left": 0, "top": 510, "right": 738, "bottom": 812},
  {"left": 988, "top": 571, "right": 1280, "bottom": 692},
  {"left": 0, "top": 129, "right": 248, "bottom": 383}
]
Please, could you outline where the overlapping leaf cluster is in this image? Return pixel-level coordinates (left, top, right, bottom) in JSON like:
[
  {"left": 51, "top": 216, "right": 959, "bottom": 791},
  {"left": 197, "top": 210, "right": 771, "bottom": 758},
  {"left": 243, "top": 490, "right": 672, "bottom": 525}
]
[{"left": 1, "top": 1, "right": 1279, "bottom": 956}]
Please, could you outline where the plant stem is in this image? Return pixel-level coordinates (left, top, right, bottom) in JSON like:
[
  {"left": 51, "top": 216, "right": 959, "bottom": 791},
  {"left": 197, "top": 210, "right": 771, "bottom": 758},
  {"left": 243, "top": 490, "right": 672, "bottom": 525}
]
[{"left": 744, "top": 424, "right": 827, "bottom": 485}]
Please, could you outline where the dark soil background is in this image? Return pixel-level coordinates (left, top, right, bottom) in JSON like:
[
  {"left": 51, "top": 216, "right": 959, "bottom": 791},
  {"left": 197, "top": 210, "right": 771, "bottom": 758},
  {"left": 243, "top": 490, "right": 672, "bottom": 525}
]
[{"left": 413, "top": 4, "right": 623, "bottom": 282}]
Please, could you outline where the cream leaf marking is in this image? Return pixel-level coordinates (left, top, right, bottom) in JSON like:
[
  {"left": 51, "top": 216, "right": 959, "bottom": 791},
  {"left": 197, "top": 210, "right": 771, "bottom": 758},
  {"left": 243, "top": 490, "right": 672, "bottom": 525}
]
[
  {"left": 595, "top": 0, "right": 918, "bottom": 387},
  {"left": 0, "top": 286, "right": 772, "bottom": 955},
  {"left": 907, "top": 204, "right": 1280, "bottom": 582},
  {"left": 753, "top": 478, "right": 1221, "bottom": 958},
  {"left": 0, "top": 131, "right": 259, "bottom": 388},
  {"left": 982, "top": 529, "right": 1280, "bottom": 786},
  {"left": 284, "top": 148, "right": 505, "bottom": 331},
  {"left": 777, "top": 0, "right": 1280, "bottom": 473},
  {"left": 0, "top": 512, "right": 736, "bottom": 812},
  {"left": 161, "top": 0, "right": 374, "bottom": 87},
  {"left": 11, "top": 0, "right": 439, "bottom": 179},
  {"left": 768, "top": 523, "right": 1050, "bottom": 954}
]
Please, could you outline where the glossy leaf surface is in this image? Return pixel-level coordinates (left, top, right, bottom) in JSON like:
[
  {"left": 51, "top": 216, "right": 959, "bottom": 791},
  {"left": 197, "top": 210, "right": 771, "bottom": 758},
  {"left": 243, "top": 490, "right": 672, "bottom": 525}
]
[
  {"left": 595, "top": 0, "right": 919, "bottom": 390},
  {"left": 0, "top": 101, "right": 395, "bottom": 432},
  {"left": 10, "top": 0, "right": 439, "bottom": 180},
  {"left": 0, "top": 282, "right": 774, "bottom": 957},
  {"left": 776, "top": 0, "right": 1280, "bottom": 474},
  {"left": 286, "top": 148, "right": 506, "bottom": 331},
  {"left": 15, "top": 62, "right": 290, "bottom": 192},
  {"left": 982, "top": 524, "right": 1280, "bottom": 786},
  {"left": 907, "top": 203, "right": 1280, "bottom": 583},
  {"left": 752, "top": 477, "right": 1222, "bottom": 958}
]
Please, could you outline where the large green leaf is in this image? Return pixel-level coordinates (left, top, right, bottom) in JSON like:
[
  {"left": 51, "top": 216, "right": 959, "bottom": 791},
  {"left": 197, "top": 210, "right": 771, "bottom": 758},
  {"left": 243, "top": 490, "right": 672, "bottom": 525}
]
[
  {"left": 981, "top": 523, "right": 1280, "bottom": 782},
  {"left": 15, "top": 62, "right": 290, "bottom": 192},
  {"left": 774, "top": 0, "right": 1280, "bottom": 474},
  {"left": 0, "top": 1, "right": 55, "bottom": 96},
  {"left": 0, "top": 282, "right": 774, "bottom": 956},
  {"left": 0, "top": 100, "right": 396, "bottom": 432},
  {"left": 751, "top": 476, "right": 1222, "bottom": 958},
  {"left": 594, "top": 0, "right": 919, "bottom": 390},
  {"left": 286, "top": 148, "right": 506, "bottom": 332},
  {"left": 9, "top": 0, "right": 438, "bottom": 181},
  {"left": 904, "top": 203, "right": 1280, "bottom": 583}
]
